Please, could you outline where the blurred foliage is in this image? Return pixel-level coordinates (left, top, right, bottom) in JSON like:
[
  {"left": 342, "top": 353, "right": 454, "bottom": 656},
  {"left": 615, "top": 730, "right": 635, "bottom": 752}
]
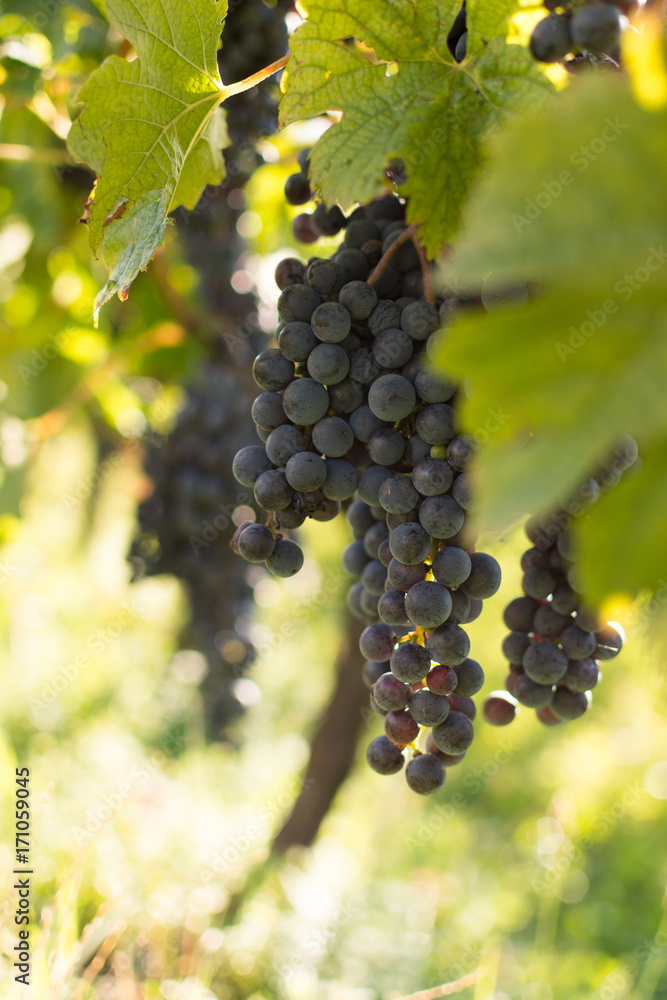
[
  {"left": 0, "top": 4, "right": 666, "bottom": 1000},
  {"left": 1, "top": 437, "right": 666, "bottom": 999},
  {"left": 435, "top": 19, "right": 667, "bottom": 606}
]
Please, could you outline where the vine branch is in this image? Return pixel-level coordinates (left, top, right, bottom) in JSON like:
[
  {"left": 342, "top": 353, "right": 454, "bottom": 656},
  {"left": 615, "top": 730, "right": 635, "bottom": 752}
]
[{"left": 0, "top": 143, "right": 71, "bottom": 165}]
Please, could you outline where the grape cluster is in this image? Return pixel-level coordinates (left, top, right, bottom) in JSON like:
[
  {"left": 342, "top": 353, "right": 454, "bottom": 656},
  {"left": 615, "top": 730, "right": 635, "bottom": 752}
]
[
  {"left": 530, "top": 1, "right": 625, "bottom": 64},
  {"left": 131, "top": 360, "right": 259, "bottom": 736},
  {"left": 232, "top": 183, "right": 503, "bottom": 795},
  {"left": 483, "top": 436, "right": 637, "bottom": 729}
]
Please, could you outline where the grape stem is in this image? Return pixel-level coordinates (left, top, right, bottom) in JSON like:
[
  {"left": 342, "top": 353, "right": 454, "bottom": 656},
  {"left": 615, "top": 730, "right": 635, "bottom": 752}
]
[
  {"left": 366, "top": 225, "right": 417, "bottom": 286},
  {"left": 366, "top": 224, "right": 436, "bottom": 306}
]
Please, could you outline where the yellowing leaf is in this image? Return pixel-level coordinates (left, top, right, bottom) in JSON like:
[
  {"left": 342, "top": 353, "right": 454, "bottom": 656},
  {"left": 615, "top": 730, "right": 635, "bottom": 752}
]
[{"left": 67, "top": 0, "right": 229, "bottom": 316}]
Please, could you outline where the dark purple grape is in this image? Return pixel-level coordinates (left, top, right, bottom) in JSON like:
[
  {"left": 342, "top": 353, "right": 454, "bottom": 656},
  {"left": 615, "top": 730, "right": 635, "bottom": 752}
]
[
  {"left": 483, "top": 693, "right": 518, "bottom": 726},
  {"left": 367, "top": 735, "right": 404, "bottom": 774},
  {"left": 405, "top": 753, "right": 446, "bottom": 794},
  {"left": 385, "top": 709, "right": 420, "bottom": 746},
  {"left": 373, "top": 672, "right": 411, "bottom": 711}
]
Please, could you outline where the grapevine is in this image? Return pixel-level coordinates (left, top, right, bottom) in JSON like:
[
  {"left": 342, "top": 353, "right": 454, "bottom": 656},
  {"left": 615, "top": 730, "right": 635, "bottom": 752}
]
[{"left": 65, "top": 0, "right": 666, "bottom": 804}]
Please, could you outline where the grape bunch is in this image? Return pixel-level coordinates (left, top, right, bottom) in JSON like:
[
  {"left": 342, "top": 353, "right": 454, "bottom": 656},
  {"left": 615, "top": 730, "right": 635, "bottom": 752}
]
[
  {"left": 131, "top": 359, "right": 259, "bottom": 736},
  {"left": 232, "top": 179, "right": 504, "bottom": 795},
  {"left": 529, "top": 1, "right": 626, "bottom": 65},
  {"left": 483, "top": 436, "right": 637, "bottom": 729}
]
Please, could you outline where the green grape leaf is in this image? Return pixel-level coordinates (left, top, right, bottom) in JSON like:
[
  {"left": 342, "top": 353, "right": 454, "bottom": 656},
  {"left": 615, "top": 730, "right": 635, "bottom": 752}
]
[
  {"left": 280, "top": 0, "right": 551, "bottom": 254},
  {"left": 67, "top": 0, "right": 229, "bottom": 317},
  {"left": 446, "top": 75, "right": 667, "bottom": 291},
  {"left": 433, "top": 71, "right": 667, "bottom": 599},
  {"left": 578, "top": 437, "right": 667, "bottom": 603}
]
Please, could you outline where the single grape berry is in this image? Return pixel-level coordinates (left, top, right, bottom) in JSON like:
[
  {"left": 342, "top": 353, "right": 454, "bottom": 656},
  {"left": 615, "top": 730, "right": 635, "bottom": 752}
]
[
  {"left": 385, "top": 709, "right": 420, "bottom": 746},
  {"left": 390, "top": 642, "right": 431, "bottom": 683},
  {"left": 233, "top": 446, "right": 272, "bottom": 487},
  {"left": 360, "top": 623, "right": 396, "bottom": 661},
  {"left": 265, "top": 539, "right": 304, "bottom": 578},
  {"left": 404, "top": 580, "right": 453, "bottom": 628},
  {"left": 237, "top": 523, "right": 276, "bottom": 563},
  {"left": 285, "top": 172, "right": 312, "bottom": 205},
  {"left": 522, "top": 640, "right": 568, "bottom": 685},
  {"left": 530, "top": 13, "right": 572, "bottom": 63},
  {"left": 373, "top": 672, "right": 411, "bottom": 712},
  {"left": 483, "top": 692, "right": 518, "bottom": 726},
  {"left": 551, "top": 688, "right": 591, "bottom": 721},
  {"left": 408, "top": 689, "right": 450, "bottom": 726},
  {"left": 389, "top": 522, "right": 432, "bottom": 565},
  {"left": 405, "top": 753, "right": 446, "bottom": 794},
  {"left": 514, "top": 674, "right": 554, "bottom": 709},
  {"left": 426, "top": 664, "right": 458, "bottom": 696},
  {"left": 367, "top": 735, "right": 404, "bottom": 775},
  {"left": 427, "top": 623, "right": 471, "bottom": 667},
  {"left": 432, "top": 711, "right": 474, "bottom": 755},
  {"left": 570, "top": 2, "right": 620, "bottom": 54},
  {"left": 452, "top": 658, "right": 484, "bottom": 697},
  {"left": 368, "top": 374, "right": 417, "bottom": 422}
]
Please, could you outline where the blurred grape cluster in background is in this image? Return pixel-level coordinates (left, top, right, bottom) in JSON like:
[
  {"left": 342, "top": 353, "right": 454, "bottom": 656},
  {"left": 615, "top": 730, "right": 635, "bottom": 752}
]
[{"left": 0, "top": 3, "right": 666, "bottom": 999}]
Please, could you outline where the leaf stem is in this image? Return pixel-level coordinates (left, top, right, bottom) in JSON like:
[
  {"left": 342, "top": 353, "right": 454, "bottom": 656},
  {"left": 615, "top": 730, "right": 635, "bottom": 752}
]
[{"left": 222, "top": 54, "right": 290, "bottom": 100}]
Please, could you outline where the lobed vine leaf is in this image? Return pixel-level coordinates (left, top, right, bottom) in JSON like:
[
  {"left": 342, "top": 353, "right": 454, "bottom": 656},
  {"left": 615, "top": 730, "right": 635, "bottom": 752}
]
[
  {"left": 280, "top": 0, "right": 552, "bottom": 255},
  {"left": 433, "top": 71, "right": 667, "bottom": 599},
  {"left": 67, "top": 0, "right": 229, "bottom": 319}
]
